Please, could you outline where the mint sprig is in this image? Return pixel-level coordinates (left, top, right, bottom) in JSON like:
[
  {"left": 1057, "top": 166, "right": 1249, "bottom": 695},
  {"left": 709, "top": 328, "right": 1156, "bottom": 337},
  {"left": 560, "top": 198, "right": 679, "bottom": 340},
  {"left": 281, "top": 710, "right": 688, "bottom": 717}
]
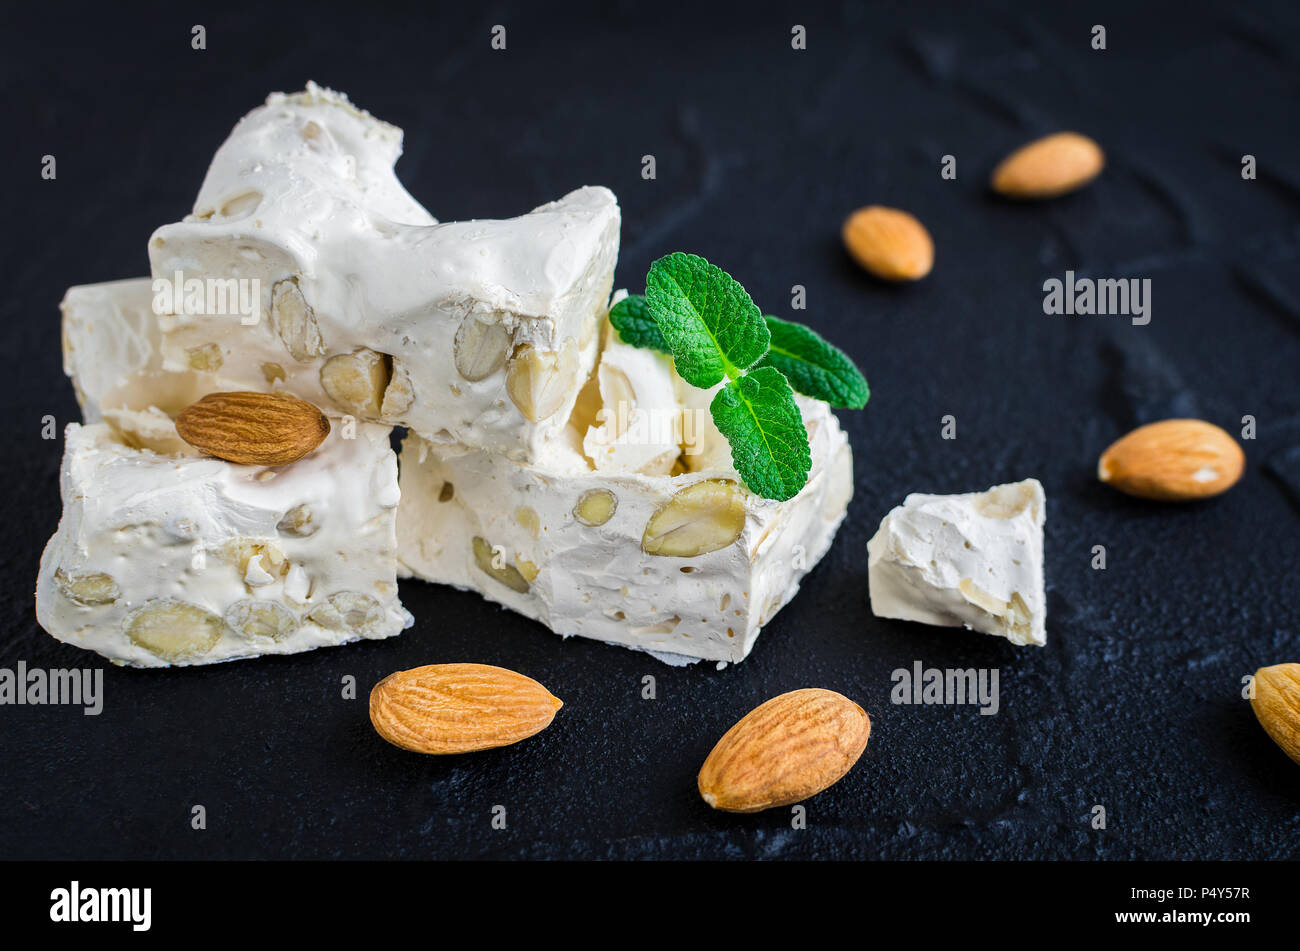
[
  {"left": 613, "top": 253, "right": 869, "bottom": 501},
  {"left": 645, "top": 252, "right": 770, "bottom": 387},
  {"left": 710, "top": 368, "right": 812, "bottom": 501}
]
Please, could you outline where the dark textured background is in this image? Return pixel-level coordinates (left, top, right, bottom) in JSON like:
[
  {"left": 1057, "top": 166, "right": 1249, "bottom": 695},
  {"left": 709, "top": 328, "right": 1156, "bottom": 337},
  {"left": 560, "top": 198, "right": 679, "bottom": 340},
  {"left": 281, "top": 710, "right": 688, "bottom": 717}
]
[{"left": 2, "top": 0, "right": 1298, "bottom": 860}]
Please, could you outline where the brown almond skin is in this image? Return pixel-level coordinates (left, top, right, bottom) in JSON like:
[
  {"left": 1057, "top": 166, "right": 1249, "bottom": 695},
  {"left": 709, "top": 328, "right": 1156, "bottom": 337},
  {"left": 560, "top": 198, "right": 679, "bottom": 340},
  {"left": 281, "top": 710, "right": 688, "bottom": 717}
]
[
  {"left": 1098, "top": 418, "right": 1245, "bottom": 501},
  {"left": 175, "top": 391, "right": 330, "bottom": 466},
  {"left": 842, "top": 206, "right": 934, "bottom": 281},
  {"left": 1251, "top": 664, "right": 1300, "bottom": 766},
  {"left": 369, "top": 663, "right": 563, "bottom": 755},
  {"left": 698, "top": 688, "right": 870, "bottom": 813},
  {"left": 991, "top": 132, "right": 1104, "bottom": 199}
]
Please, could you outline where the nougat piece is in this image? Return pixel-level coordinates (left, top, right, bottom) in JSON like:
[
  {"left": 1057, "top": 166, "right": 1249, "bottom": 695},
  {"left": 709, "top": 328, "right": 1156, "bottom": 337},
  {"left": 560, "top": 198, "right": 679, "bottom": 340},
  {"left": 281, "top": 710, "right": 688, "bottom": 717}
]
[
  {"left": 148, "top": 83, "right": 619, "bottom": 462},
  {"left": 60, "top": 278, "right": 228, "bottom": 422},
  {"left": 36, "top": 419, "right": 411, "bottom": 666},
  {"left": 867, "top": 479, "right": 1047, "bottom": 646},
  {"left": 397, "top": 385, "right": 853, "bottom": 664},
  {"left": 579, "top": 302, "right": 683, "bottom": 476}
]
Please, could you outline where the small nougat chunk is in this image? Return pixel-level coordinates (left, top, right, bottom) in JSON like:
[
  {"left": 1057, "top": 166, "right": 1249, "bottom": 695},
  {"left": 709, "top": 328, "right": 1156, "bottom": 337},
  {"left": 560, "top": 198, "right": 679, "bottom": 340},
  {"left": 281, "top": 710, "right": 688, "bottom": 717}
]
[
  {"left": 867, "top": 479, "right": 1047, "bottom": 646},
  {"left": 36, "top": 419, "right": 411, "bottom": 666},
  {"left": 61, "top": 277, "right": 231, "bottom": 422}
]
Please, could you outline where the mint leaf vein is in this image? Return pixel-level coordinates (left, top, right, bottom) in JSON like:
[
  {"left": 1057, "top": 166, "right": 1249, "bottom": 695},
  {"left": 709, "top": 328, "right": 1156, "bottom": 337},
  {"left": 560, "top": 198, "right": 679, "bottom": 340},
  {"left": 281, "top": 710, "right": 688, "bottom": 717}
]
[
  {"left": 758, "top": 315, "right": 869, "bottom": 409},
  {"left": 709, "top": 367, "right": 811, "bottom": 502},
  {"left": 645, "top": 252, "right": 770, "bottom": 388}
]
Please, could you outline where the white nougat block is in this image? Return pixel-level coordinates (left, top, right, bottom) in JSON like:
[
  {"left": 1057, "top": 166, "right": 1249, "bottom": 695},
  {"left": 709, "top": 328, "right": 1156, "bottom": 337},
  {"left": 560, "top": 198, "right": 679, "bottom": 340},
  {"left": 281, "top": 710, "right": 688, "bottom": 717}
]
[
  {"left": 866, "top": 479, "right": 1047, "bottom": 646},
  {"left": 61, "top": 277, "right": 228, "bottom": 424},
  {"left": 147, "top": 83, "right": 619, "bottom": 462},
  {"left": 397, "top": 393, "right": 854, "bottom": 664},
  {"left": 36, "top": 419, "right": 411, "bottom": 667}
]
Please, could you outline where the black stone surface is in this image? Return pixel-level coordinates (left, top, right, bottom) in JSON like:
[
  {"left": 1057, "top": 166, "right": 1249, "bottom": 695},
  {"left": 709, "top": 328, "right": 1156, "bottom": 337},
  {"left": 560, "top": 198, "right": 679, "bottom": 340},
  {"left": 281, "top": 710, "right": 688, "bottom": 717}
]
[{"left": 2, "top": 0, "right": 1298, "bottom": 860}]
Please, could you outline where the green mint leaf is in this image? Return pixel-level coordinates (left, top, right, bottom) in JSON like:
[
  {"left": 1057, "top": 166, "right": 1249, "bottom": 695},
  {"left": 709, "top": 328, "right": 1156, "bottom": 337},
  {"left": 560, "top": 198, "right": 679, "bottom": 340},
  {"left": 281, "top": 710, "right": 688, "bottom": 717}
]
[
  {"left": 709, "top": 366, "right": 811, "bottom": 501},
  {"left": 757, "top": 315, "right": 870, "bottom": 409},
  {"left": 644, "top": 252, "right": 770, "bottom": 388},
  {"left": 608, "top": 294, "right": 669, "bottom": 352}
]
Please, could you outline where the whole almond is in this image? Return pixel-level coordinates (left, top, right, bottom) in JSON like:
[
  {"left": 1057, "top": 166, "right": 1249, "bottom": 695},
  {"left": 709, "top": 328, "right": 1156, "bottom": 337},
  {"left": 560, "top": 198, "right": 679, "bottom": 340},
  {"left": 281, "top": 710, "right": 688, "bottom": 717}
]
[
  {"left": 991, "top": 132, "right": 1104, "bottom": 199},
  {"left": 698, "top": 688, "right": 870, "bottom": 813},
  {"left": 1098, "top": 418, "right": 1244, "bottom": 501},
  {"left": 175, "top": 391, "right": 330, "bottom": 466},
  {"left": 369, "top": 663, "right": 562, "bottom": 755},
  {"left": 1251, "top": 664, "right": 1300, "bottom": 766},
  {"left": 842, "top": 206, "right": 934, "bottom": 281}
]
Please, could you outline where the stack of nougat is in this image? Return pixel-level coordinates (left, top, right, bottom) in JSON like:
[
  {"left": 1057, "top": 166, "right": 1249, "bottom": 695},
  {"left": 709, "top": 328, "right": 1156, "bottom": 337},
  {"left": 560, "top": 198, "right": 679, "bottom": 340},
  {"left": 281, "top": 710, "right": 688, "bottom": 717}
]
[{"left": 35, "top": 84, "right": 852, "bottom": 667}]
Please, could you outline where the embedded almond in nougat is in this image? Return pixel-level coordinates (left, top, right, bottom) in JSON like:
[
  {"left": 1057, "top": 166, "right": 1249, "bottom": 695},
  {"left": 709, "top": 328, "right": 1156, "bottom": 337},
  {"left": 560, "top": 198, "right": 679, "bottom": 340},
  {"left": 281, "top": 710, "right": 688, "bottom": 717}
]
[
  {"left": 573, "top": 489, "right": 617, "bottom": 526},
  {"left": 641, "top": 480, "right": 747, "bottom": 557},
  {"left": 505, "top": 341, "right": 582, "bottom": 423},
  {"left": 318, "top": 349, "right": 389, "bottom": 418},
  {"left": 148, "top": 83, "right": 619, "bottom": 463}
]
